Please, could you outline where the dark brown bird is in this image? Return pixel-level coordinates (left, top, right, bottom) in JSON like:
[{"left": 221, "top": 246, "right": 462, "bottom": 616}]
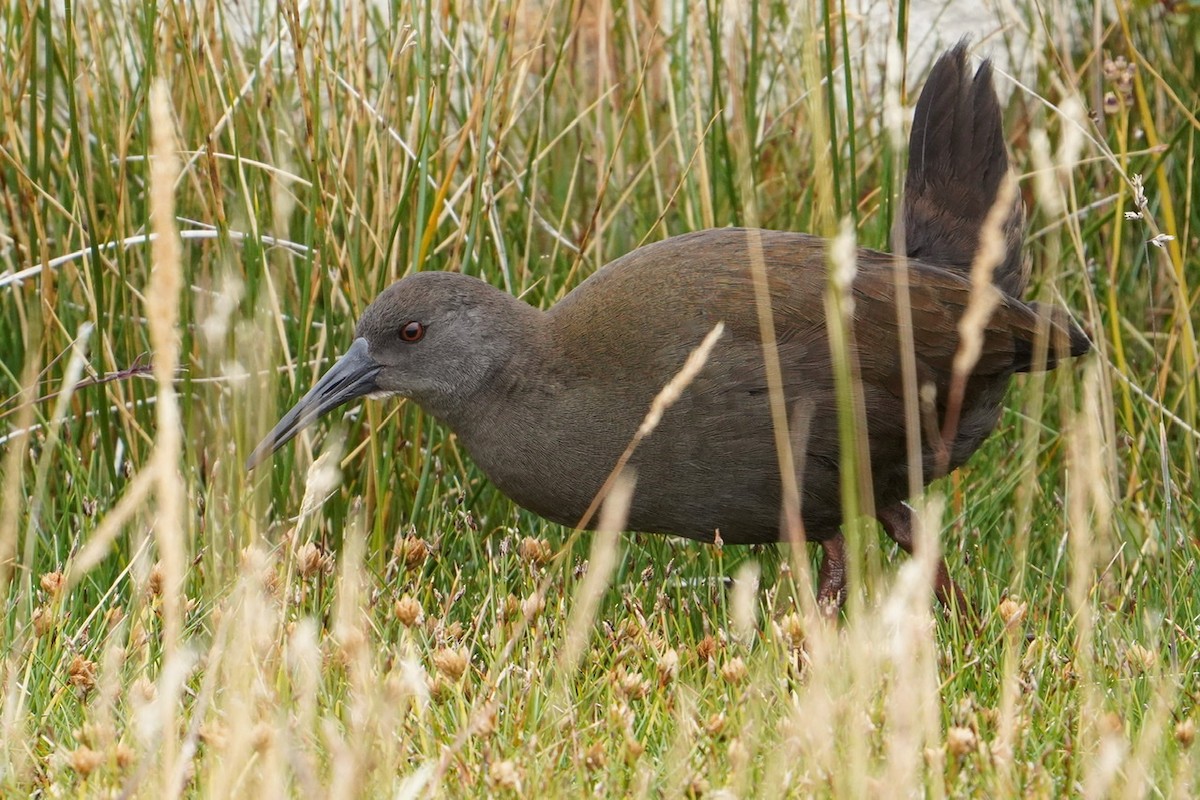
[{"left": 248, "top": 44, "right": 1089, "bottom": 613}]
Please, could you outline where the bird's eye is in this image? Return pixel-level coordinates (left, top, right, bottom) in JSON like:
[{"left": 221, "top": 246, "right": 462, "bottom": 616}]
[{"left": 399, "top": 321, "right": 426, "bottom": 343}]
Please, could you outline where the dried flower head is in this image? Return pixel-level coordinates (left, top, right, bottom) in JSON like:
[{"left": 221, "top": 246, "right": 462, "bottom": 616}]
[
  {"left": 488, "top": 759, "right": 522, "bottom": 792},
  {"left": 1175, "top": 718, "right": 1195, "bottom": 749},
  {"left": 295, "top": 541, "right": 329, "bottom": 579},
  {"left": 728, "top": 736, "right": 749, "bottom": 771},
  {"left": 40, "top": 571, "right": 66, "bottom": 597},
  {"left": 199, "top": 722, "right": 228, "bottom": 750},
  {"left": 132, "top": 676, "right": 157, "bottom": 704},
  {"left": 251, "top": 722, "right": 274, "bottom": 753},
  {"left": 946, "top": 726, "right": 977, "bottom": 758},
  {"left": 1131, "top": 173, "right": 1147, "bottom": 210},
  {"left": 394, "top": 596, "right": 423, "bottom": 628},
  {"left": 474, "top": 702, "right": 498, "bottom": 738},
  {"left": 432, "top": 647, "right": 469, "bottom": 681},
  {"left": 68, "top": 745, "right": 104, "bottom": 776},
  {"left": 113, "top": 742, "right": 136, "bottom": 768},
  {"left": 778, "top": 612, "right": 805, "bottom": 650},
  {"left": 612, "top": 667, "right": 650, "bottom": 702},
  {"left": 441, "top": 620, "right": 466, "bottom": 642},
  {"left": 624, "top": 734, "right": 645, "bottom": 764},
  {"left": 616, "top": 617, "right": 643, "bottom": 643},
  {"left": 997, "top": 597, "right": 1027, "bottom": 628},
  {"left": 1102, "top": 54, "right": 1136, "bottom": 93},
  {"left": 502, "top": 594, "right": 521, "bottom": 621},
  {"left": 720, "top": 657, "right": 748, "bottom": 685},
  {"left": 609, "top": 701, "right": 634, "bottom": 732},
  {"left": 521, "top": 592, "right": 545, "bottom": 620},
  {"left": 584, "top": 742, "right": 607, "bottom": 771},
  {"left": 518, "top": 536, "right": 552, "bottom": 566},
  {"left": 32, "top": 605, "right": 55, "bottom": 637},
  {"left": 657, "top": 648, "right": 679, "bottom": 687},
  {"left": 1124, "top": 643, "right": 1157, "bottom": 673},
  {"left": 147, "top": 562, "right": 164, "bottom": 596},
  {"left": 695, "top": 635, "right": 719, "bottom": 663},
  {"left": 395, "top": 535, "right": 429, "bottom": 570},
  {"left": 68, "top": 655, "right": 98, "bottom": 693}
]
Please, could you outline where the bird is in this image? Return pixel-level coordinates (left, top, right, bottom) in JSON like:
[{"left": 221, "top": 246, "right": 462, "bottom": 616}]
[{"left": 247, "top": 43, "right": 1090, "bottom": 615}]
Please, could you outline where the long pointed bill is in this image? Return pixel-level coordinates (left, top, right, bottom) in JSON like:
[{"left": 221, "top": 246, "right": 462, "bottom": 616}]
[{"left": 246, "top": 337, "right": 382, "bottom": 470}]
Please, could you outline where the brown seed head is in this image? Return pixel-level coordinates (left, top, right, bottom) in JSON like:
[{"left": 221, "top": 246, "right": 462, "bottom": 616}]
[
  {"left": 251, "top": 722, "right": 274, "bottom": 753},
  {"left": 584, "top": 742, "right": 607, "bottom": 771},
  {"left": 132, "top": 676, "right": 157, "bottom": 704},
  {"left": 778, "top": 612, "right": 805, "bottom": 650},
  {"left": 432, "top": 647, "right": 469, "bottom": 681},
  {"left": 624, "top": 734, "right": 645, "bottom": 764},
  {"left": 32, "top": 605, "right": 55, "bottom": 637},
  {"left": 503, "top": 594, "right": 521, "bottom": 621},
  {"left": 68, "top": 655, "right": 98, "bottom": 693},
  {"left": 113, "top": 742, "right": 136, "bottom": 769},
  {"left": 395, "top": 535, "right": 429, "bottom": 569},
  {"left": 40, "top": 571, "right": 66, "bottom": 597},
  {"left": 199, "top": 722, "right": 228, "bottom": 750},
  {"left": 518, "top": 536, "right": 552, "bottom": 566},
  {"left": 1175, "top": 718, "right": 1195, "bottom": 749},
  {"left": 488, "top": 759, "right": 522, "bottom": 792},
  {"left": 613, "top": 667, "right": 650, "bottom": 701},
  {"left": 295, "top": 541, "right": 328, "bottom": 578},
  {"left": 997, "top": 597, "right": 1027, "bottom": 628},
  {"left": 946, "top": 726, "right": 977, "bottom": 758},
  {"left": 394, "top": 595, "right": 424, "bottom": 627},
  {"left": 147, "top": 562, "right": 164, "bottom": 596},
  {"left": 68, "top": 745, "right": 104, "bottom": 776},
  {"left": 1124, "top": 643, "right": 1157, "bottom": 674},
  {"left": 720, "top": 656, "right": 748, "bottom": 685},
  {"left": 521, "top": 592, "right": 545, "bottom": 620},
  {"left": 657, "top": 647, "right": 679, "bottom": 687}
]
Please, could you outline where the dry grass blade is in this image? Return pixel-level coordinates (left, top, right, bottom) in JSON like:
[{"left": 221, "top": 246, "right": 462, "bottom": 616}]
[
  {"left": 556, "top": 471, "right": 633, "bottom": 678},
  {"left": 144, "top": 77, "right": 189, "bottom": 798},
  {"left": 940, "top": 171, "right": 1018, "bottom": 456},
  {"left": 573, "top": 321, "right": 725, "bottom": 533}
]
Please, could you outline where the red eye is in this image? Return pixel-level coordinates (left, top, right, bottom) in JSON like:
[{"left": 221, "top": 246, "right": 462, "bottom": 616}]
[{"left": 400, "top": 321, "right": 425, "bottom": 342}]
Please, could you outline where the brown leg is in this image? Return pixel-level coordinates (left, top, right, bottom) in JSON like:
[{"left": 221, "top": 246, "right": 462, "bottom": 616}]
[
  {"left": 816, "top": 535, "right": 848, "bottom": 618},
  {"left": 876, "top": 502, "right": 972, "bottom": 620}
]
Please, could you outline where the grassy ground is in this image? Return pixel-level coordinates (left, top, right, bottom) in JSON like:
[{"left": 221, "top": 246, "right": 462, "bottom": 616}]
[{"left": 1, "top": 0, "right": 1198, "bottom": 796}]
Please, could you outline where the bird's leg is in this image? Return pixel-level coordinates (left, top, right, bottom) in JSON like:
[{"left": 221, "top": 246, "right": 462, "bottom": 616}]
[
  {"left": 876, "top": 502, "right": 972, "bottom": 618},
  {"left": 816, "top": 535, "right": 848, "bottom": 617}
]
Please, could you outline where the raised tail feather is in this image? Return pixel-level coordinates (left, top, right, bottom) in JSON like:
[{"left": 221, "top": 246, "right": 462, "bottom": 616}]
[
  {"left": 1014, "top": 302, "right": 1092, "bottom": 373},
  {"left": 898, "top": 42, "right": 1027, "bottom": 297}
]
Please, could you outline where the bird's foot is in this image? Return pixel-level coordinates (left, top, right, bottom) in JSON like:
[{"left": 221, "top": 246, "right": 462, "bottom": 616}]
[
  {"left": 816, "top": 535, "right": 847, "bottom": 619},
  {"left": 876, "top": 502, "right": 975, "bottom": 625}
]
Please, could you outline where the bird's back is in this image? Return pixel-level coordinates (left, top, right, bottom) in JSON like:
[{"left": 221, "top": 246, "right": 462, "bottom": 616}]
[{"left": 452, "top": 45, "right": 1084, "bottom": 544}]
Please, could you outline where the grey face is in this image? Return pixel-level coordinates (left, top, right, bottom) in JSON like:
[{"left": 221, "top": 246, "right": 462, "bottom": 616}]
[{"left": 246, "top": 271, "right": 518, "bottom": 470}]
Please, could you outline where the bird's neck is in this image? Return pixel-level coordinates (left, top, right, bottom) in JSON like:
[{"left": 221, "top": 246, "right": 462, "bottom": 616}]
[{"left": 430, "top": 322, "right": 606, "bottom": 528}]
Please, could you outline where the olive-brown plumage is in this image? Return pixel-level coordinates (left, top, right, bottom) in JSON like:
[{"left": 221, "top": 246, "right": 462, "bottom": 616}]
[{"left": 249, "top": 44, "right": 1089, "bottom": 612}]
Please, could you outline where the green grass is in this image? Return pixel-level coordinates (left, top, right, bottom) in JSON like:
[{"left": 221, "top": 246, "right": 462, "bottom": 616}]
[{"left": 1, "top": 0, "right": 1198, "bottom": 796}]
